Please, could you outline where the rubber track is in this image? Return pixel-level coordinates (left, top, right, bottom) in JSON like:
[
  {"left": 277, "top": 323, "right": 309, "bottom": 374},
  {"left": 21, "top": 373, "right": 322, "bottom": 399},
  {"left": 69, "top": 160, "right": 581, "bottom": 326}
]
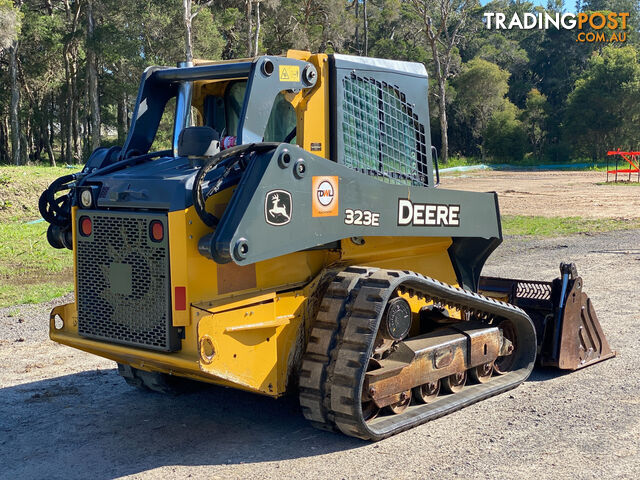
[
  {"left": 298, "top": 267, "right": 373, "bottom": 431},
  {"left": 299, "top": 267, "right": 537, "bottom": 441}
]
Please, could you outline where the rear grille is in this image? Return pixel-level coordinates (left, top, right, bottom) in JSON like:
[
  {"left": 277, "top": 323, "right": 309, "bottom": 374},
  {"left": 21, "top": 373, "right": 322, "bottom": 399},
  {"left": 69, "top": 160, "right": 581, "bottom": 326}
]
[{"left": 76, "top": 211, "right": 180, "bottom": 351}]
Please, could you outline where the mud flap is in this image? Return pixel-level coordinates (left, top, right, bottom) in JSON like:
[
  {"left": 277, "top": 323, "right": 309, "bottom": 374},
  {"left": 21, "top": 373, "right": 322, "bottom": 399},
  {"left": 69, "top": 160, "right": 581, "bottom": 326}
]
[{"left": 479, "top": 263, "right": 616, "bottom": 371}]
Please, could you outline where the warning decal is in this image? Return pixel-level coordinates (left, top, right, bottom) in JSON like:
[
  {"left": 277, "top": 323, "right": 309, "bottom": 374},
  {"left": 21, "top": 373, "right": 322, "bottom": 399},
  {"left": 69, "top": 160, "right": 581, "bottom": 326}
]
[
  {"left": 279, "top": 65, "right": 300, "bottom": 82},
  {"left": 312, "top": 176, "right": 339, "bottom": 217}
]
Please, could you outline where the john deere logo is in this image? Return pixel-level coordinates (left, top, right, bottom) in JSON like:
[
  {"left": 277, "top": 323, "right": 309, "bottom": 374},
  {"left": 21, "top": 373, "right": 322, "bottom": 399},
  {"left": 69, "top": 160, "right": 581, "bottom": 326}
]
[{"left": 265, "top": 190, "right": 292, "bottom": 226}]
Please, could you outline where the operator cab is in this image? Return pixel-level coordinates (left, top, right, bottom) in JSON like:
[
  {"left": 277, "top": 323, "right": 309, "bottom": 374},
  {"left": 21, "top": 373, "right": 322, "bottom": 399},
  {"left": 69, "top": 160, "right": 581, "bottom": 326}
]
[
  {"left": 88, "top": 51, "right": 435, "bottom": 189},
  {"left": 117, "top": 56, "right": 309, "bottom": 165}
]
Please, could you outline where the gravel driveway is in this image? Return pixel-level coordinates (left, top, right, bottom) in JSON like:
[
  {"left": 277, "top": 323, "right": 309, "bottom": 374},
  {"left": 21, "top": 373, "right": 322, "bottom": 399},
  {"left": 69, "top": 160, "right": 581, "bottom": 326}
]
[{"left": 1, "top": 230, "right": 639, "bottom": 479}]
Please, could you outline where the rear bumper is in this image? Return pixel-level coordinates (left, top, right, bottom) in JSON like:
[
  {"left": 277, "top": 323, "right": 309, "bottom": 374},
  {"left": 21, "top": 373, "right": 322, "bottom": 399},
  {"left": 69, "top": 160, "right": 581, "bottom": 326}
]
[
  {"left": 49, "top": 302, "right": 237, "bottom": 388},
  {"left": 49, "top": 280, "right": 314, "bottom": 397}
]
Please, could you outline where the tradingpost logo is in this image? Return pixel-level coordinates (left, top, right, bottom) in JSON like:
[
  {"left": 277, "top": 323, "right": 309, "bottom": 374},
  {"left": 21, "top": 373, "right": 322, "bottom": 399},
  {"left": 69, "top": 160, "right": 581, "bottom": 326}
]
[{"left": 483, "top": 11, "right": 629, "bottom": 43}]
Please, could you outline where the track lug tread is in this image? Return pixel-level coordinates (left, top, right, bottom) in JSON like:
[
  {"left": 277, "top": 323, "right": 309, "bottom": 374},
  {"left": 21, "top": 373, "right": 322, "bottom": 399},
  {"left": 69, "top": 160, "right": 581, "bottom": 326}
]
[{"left": 299, "top": 265, "right": 536, "bottom": 441}]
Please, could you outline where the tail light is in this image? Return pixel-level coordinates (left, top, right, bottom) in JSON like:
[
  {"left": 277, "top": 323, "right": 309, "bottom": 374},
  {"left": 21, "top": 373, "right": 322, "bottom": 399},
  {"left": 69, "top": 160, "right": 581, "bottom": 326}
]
[
  {"left": 150, "top": 220, "right": 164, "bottom": 242},
  {"left": 79, "top": 216, "right": 92, "bottom": 236}
]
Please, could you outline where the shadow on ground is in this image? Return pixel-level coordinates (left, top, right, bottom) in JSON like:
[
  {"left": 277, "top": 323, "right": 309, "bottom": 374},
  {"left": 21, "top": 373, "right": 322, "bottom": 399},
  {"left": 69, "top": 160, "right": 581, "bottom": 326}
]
[
  {"left": 526, "top": 366, "right": 570, "bottom": 382},
  {"left": 0, "top": 363, "right": 574, "bottom": 478},
  {"left": 0, "top": 368, "right": 362, "bottom": 478}
]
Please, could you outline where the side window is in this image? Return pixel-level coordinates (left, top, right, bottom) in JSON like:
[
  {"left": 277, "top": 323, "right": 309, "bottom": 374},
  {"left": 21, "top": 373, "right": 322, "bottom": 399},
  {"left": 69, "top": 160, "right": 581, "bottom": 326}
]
[
  {"left": 264, "top": 92, "right": 297, "bottom": 143},
  {"left": 149, "top": 97, "right": 176, "bottom": 152},
  {"left": 341, "top": 75, "right": 428, "bottom": 185},
  {"left": 225, "top": 81, "right": 247, "bottom": 137}
]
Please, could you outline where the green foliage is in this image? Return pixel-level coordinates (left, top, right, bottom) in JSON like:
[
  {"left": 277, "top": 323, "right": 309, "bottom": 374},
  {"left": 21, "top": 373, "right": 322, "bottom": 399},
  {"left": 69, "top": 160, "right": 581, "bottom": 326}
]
[
  {"left": 0, "top": 0, "right": 639, "bottom": 167},
  {"left": 565, "top": 46, "right": 640, "bottom": 159},
  {"left": 484, "top": 103, "right": 528, "bottom": 162},
  {"left": 455, "top": 58, "right": 510, "bottom": 130},
  {"left": 0, "top": 0, "right": 21, "bottom": 50},
  {"left": 454, "top": 58, "right": 519, "bottom": 159},
  {"left": 521, "top": 89, "right": 549, "bottom": 159}
]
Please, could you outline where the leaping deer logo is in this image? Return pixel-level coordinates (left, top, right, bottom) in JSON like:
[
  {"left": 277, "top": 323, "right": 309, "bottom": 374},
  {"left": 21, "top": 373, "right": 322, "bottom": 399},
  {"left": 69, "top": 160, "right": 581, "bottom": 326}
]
[
  {"left": 269, "top": 194, "right": 290, "bottom": 220},
  {"left": 265, "top": 190, "right": 292, "bottom": 225}
]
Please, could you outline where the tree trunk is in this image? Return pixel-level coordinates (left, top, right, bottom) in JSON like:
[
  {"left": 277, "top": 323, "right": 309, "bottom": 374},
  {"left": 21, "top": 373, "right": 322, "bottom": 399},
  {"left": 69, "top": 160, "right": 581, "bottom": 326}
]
[
  {"left": 429, "top": 32, "right": 449, "bottom": 165},
  {"left": 63, "top": 0, "right": 82, "bottom": 162},
  {"left": 45, "top": 131, "right": 56, "bottom": 166},
  {"left": 117, "top": 90, "right": 127, "bottom": 144},
  {"left": 363, "top": 0, "right": 368, "bottom": 56},
  {"left": 354, "top": 0, "right": 359, "bottom": 54},
  {"left": 183, "top": 0, "right": 193, "bottom": 62},
  {"left": 41, "top": 107, "right": 56, "bottom": 166},
  {"left": 72, "top": 72, "right": 81, "bottom": 161},
  {"left": 9, "top": 38, "right": 21, "bottom": 165},
  {"left": 429, "top": 38, "right": 449, "bottom": 164},
  {"left": 49, "top": 93, "right": 55, "bottom": 154},
  {"left": 1, "top": 116, "right": 8, "bottom": 163},
  {"left": 87, "top": 0, "right": 101, "bottom": 152},
  {"left": 254, "top": 1, "right": 260, "bottom": 56},
  {"left": 20, "top": 130, "right": 28, "bottom": 164},
  {"left": 63, "top": 52, "right": 72, "bottom": 163},
  {"left": 246, "top": 1, "right": 253, "bottom": 56},
  {"left": 438, "top": 79, "right": 448, "bottom": 163}
]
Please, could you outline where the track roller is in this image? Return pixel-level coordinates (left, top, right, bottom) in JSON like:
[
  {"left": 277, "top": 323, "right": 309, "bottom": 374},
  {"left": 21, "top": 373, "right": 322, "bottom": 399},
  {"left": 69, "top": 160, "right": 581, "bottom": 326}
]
[
  {"left": 299, "top": 267, "right": 537, "bottom": 440},
  {"left": 413, "top": 380, "right": 440, "bottom": 404},
  {"left": 442, "top": 371, "right": 467, "bottom": 393}
]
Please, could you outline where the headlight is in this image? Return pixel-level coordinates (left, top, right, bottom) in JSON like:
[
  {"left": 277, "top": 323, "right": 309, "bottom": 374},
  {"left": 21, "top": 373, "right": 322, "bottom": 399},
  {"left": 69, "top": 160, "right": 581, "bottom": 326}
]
[{"left": 80, "top": 189, "right": 93, "bottom": 208}]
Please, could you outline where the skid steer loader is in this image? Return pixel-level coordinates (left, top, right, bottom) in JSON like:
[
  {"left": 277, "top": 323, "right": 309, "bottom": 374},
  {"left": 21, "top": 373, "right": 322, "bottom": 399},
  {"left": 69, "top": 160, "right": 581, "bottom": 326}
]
[{"left": 40, "top": 51, "right": 614, "bottom": 440}]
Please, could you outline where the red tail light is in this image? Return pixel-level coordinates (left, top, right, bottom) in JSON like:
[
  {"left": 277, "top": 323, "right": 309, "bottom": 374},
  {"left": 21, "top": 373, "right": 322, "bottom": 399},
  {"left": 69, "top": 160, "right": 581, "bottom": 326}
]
[
  {"left": 150, "top": 220, "right": 164, "bottom": 242},
  {"left": 79, "top": 216, "right": 92, "bottom": 236}
]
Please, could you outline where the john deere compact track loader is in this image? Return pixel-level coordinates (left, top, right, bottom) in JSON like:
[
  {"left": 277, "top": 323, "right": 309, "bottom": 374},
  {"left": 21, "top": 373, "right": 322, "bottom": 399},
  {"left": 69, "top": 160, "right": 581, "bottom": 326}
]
[{"left": 40, "top": 51, "right": 614, "bottom": 440}]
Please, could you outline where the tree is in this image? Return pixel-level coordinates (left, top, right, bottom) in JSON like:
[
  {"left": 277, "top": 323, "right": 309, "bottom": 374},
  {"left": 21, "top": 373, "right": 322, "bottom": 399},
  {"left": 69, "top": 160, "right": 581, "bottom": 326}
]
[
  {"left": 86, "top": 0, "right": 100, "bottom": 151},
  {"left": 484, "top": 102, "right": 527, "bottom": 162},
  {"left": 261, "top": 0, "right": 355, "bottom": 54},
  {"left": 0, "top": 0, "right": 19, "bottom": 50},
  {"left": 2, "top": 0, "right": 22, "bottom": 164},
  {"left": 521, "top": 89, "right": 548, "bottom": 160},
  {"left": 453, "top": 58, "right": 510, "bottom": 159},
  {"left": 408, "top": 0, "right": 477, "bottom": 163},
  {"left": 565, "top": 46, "right": 640, "bottom": 159},
  {"left": 183, "top": 0, "right": 215, "bottom": 62}
]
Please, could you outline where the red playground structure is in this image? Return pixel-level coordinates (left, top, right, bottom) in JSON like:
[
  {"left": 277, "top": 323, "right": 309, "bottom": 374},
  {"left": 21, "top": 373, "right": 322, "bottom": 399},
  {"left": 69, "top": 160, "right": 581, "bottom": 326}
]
[{"left": 607, "top": 150, "right": 640, "bottom": 182}]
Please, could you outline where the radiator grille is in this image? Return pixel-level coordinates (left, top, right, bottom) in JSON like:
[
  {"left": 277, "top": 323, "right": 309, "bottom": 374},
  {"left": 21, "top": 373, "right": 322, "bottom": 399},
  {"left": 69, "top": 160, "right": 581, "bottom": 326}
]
[
  {"left": 76, "top": 211, "right": 178, "bottom": 351},
  {"left": 342, "top": 74, "right": 428, "bottom": 185}
]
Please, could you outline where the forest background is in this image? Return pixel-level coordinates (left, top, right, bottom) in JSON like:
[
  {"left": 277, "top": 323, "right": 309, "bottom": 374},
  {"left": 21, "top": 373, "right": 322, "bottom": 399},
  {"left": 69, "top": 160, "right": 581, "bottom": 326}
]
[{"left": 0, "top": 0, "right": 639, "bottom": 167}]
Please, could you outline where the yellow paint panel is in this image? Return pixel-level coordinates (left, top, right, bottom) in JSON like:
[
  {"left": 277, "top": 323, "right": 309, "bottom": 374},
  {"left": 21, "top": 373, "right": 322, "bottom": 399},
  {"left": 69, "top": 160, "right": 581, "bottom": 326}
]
[
  {"left": 194, "top": 286, "right": 310, "bottom": 396},
  {"left": 198, "top": 301, "right": 279, "bottom": 394}
]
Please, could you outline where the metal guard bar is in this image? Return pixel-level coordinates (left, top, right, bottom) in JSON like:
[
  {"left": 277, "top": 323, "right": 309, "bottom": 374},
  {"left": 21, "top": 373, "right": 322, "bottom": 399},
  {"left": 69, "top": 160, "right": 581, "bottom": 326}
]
[{"left": 152, "top": 62, "right": 254, "bottom": 83}]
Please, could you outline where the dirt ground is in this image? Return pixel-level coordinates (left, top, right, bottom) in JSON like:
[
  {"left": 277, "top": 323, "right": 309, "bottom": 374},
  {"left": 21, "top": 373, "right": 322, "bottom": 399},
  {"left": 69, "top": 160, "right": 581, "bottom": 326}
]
[
  {"left": 440, "top": 170, "right": 640, "bottom": 219},
  {"left": 1, "top": 171, "right": 639, "bottom": 479}
]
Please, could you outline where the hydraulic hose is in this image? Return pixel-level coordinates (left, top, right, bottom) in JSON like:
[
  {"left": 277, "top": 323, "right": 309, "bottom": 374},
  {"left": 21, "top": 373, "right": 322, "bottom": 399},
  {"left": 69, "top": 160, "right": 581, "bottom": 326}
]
[{"left": 192, "top": 143, "right": 279, "bottom": 228}]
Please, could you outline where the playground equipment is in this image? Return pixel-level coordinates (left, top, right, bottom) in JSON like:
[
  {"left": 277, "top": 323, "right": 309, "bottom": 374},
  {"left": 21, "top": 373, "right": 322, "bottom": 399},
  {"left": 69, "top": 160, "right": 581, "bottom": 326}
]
[{"left": 606, "top": 150, "right": 640, "bottom": 182}]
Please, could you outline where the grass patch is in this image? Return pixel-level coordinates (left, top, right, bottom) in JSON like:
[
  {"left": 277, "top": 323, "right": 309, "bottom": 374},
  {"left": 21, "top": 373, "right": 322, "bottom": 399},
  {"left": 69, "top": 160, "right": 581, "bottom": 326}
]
[
  {"left": 0, "top": 283, "right": 73, "bottom": 308},
  {"left": 0, "top": 221, "right": 73, "bottom": 307},
  {"left": 502, "top": 215, "right": 640, "bottom": 237},
  {"left": 595, "top": 181, "right": 640, "bottom": 186},
  {"left": 440, "top": 156, "right": 484, "bottom": 168},
  {"left": 0, "top": 164, "right": 82, "bottom": 223},
  {"left": 439, "top": 156, "right": 610, "bottom": 171}
]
